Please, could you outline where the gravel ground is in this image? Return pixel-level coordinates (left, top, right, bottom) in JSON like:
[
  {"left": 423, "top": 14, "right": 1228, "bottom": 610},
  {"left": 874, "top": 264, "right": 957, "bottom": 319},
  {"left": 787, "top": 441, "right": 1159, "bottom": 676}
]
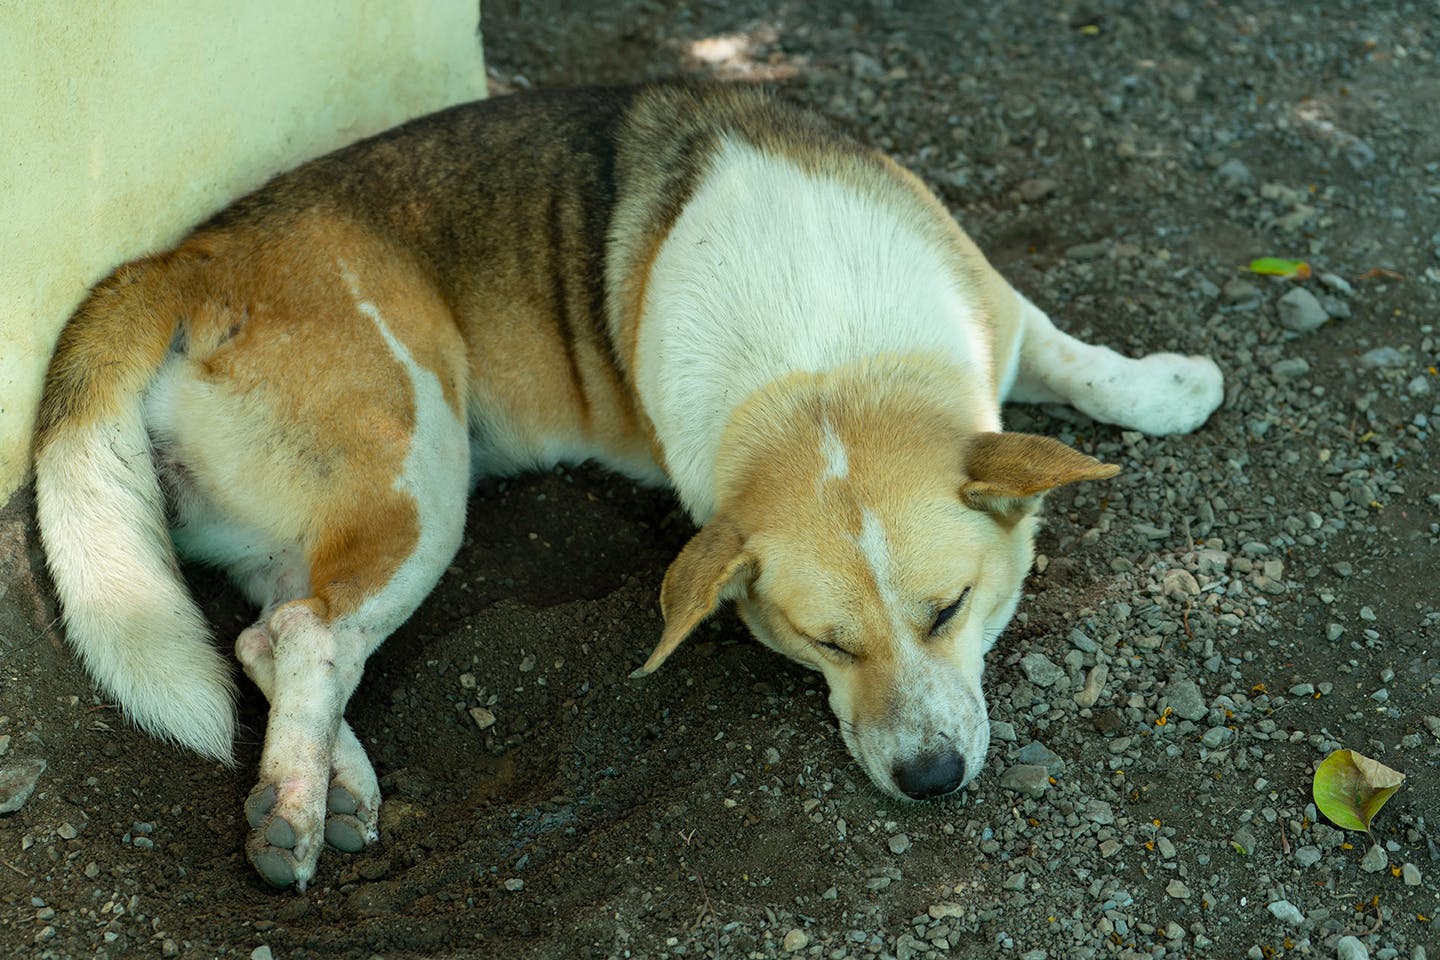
[{"left": 2, "top": 1, "right": 1438, "bottom": 958}]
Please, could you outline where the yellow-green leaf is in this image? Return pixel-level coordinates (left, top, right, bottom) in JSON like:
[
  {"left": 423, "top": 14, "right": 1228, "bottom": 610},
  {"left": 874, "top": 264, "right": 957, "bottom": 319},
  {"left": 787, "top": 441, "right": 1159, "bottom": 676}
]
[
  {"left": 1312, "top": 750, "right": 1404, "bottom": 832},
  {"left": 1248, "top": 257, "right": 1312, "bottom": 279}
]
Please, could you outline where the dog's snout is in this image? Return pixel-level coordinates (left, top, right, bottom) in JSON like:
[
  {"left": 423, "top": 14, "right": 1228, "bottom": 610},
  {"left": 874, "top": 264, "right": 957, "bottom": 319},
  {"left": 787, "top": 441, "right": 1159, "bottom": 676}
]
[{"left": 893, "top": 750, "right": 966, "bottom": 800}]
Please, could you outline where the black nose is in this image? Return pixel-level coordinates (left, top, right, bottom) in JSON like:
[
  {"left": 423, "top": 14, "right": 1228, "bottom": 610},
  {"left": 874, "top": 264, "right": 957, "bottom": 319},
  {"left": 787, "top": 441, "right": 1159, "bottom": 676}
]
[{"left": 893, "top": 751, "right": 967, "bottom": 800}]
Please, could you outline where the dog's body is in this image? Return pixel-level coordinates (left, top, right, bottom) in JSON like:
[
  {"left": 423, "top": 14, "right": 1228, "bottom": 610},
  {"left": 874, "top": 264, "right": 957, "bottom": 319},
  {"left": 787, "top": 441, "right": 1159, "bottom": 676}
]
[{"left": 35, "top": 83, "right": 1223, "bottom": 889}]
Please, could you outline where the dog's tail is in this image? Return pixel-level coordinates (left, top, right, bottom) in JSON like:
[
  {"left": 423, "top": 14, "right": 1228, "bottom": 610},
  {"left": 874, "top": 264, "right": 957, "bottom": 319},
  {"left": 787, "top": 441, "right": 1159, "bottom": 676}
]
[{"left": 33, "top": 251, "right": 235, "bottom": 763}]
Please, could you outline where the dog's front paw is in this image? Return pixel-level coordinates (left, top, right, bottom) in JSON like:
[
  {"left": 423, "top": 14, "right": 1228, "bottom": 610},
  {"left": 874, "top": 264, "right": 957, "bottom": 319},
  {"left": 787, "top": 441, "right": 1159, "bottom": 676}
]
[
  {"left": 244, "top": 781, "right": 326, "bottom": 890},
  {"left": 1076, "top": 352, "right": 1225, "bottom": 436}
]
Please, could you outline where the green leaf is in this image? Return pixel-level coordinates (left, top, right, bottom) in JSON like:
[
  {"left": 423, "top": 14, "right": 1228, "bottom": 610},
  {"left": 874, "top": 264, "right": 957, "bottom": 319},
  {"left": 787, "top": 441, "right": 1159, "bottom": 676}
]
[
  {"left": 1248, "top": 257, "right": 1312, "bottom": 279},
  {"left": 1312, "top": 750, "right": 1404, "bottom": 833}
]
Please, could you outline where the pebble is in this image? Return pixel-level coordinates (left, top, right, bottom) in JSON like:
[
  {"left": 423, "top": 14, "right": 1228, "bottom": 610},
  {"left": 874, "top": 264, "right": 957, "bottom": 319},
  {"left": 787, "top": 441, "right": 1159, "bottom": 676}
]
[
  {"left": 991, "top": 719, "right": 1017, "bottom": 742},
  {"left": 469, "top": 707, "right": 496, "bottom": 730},
  {"left": 887, "top": 833, "right": 911, "bottom": 854},
  {"left": 1215, "top": 158, "right": 1254, "bottom": 189},
  {"left": 1295, "top": 845, "right": 1322, "bottom": 868},
  {"left": 1337, "top": 936, "right": 1370, "bottom": 960},
  {"left": 782, "top": 929, "right": 809, "bottom": 952},
  {"left": 928, "top": 902, "right": 965, "bottom": 919},
  {"left": 1020, "top": 652, "right": 1065, "bottom": 687},
  {"left": 1014, "top": 741, "right": 1065, "bottom": 775},
  {"left": 1359, "top": 843, "right": 1388, "bottom": 872},
  {"left": 1166, "top": 879, "right": 1190, "bottom": 899},
  {"left": 1201, "top": 726, "right": 1234, "bottom": 748},
  {"left": 1408, "top": 375, "right": 1432, "bottom": 397},
  {"left": 1166, "top": 680, "right": 1208, "bottom": 721},
  {"left": 0, "top": 759, "right": 46, "bottom": 815},
  {"left": 503, "top": 878, "right": 525, "bottom": 891},
  {"left": 1266, "top": 899, "right": 1305, "bottom": 925},
  {"left": 1270, "top": 357, "right": 1311, "bottom": 381},
  {"left": 1402, "top": 862, "right": 1421, "bottom": 886},
  {"left": 999, "top": 763, "right": 1051, "bottom": 798},
  {"left": 1074, "top": 663, "right": 1108, "bottom": 708},
  {"left": 1223, "top": 278, "right": 1259, "bottom": 304},
  {"left": 1359, "top": 346, "right": 1407, "bottom": 368},
  {"left": 1018, "top": 177, "right": 1058, "bottom": 202},
  {"left": 251, "top": 948, "right": 274, "bottom": 960},
  {"left": 1277, "top": 287, "right": 1329, "bottom": 333}
]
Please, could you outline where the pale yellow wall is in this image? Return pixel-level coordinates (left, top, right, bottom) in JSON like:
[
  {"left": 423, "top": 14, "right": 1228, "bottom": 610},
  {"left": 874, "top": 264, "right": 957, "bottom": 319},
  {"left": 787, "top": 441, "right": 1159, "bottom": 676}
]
[{"left": 0, "top": 1, "right": 487, "bottom": 503}]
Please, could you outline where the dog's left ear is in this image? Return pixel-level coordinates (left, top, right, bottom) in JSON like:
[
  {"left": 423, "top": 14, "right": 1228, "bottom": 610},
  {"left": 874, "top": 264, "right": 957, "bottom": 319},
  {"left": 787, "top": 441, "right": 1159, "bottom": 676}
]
[
  {"left": 632, "top": 514, "right": 753, "bottom": 678},
  {"left": 962, "top": 432, "right": 1120, "bottom": 522}
]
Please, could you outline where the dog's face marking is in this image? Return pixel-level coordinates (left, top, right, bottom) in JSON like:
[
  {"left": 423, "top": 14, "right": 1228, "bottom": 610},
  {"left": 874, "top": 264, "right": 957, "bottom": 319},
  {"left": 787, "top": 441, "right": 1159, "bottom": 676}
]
[{"left": 818, "top": 417, "right": 849, "bottom": 486}]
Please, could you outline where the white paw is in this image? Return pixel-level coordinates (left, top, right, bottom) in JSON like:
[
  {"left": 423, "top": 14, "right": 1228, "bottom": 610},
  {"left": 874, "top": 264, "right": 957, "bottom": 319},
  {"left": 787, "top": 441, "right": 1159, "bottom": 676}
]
[{"left": 1074, "top": 352, "right": 1225, "bottom": 436}]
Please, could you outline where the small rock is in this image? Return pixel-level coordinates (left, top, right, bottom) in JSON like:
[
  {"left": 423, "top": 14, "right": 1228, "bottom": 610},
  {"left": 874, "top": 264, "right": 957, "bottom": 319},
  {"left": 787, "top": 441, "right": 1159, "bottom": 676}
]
[
  {"left": 1358, "top": 346, "right": 1406, "bottom": 369},
  {"left": 928, "top": 902, "right": 965, "bottom": 919},
  {"left": 1084, "top": 799, "right": 1115, "bottom": 825},
  {"left": 1201, "top": 726, "right": 1233, "bottom": 749},
  {"left": 1270, "top": 357, "right": 1311, "bottom": 381},
  {"left": 0, "top": 759, "right": 46, "bottom": 815},
  {"left": 1018, "top": 177, "right": 1058, "bottom": 202},
  {"left": 1223, "top": 278, "right": 1259, "bottom": 304},
  {"left": 999, "top": 763, "right": 1051, "bottom": 798},
  {"left": 1215, "top": 158, "right": 1254, "bottom": 189},
  {"left": 887, "top": 833, "right": 911, "bottom": 854},
  {"left": 991, "top": 720, "right": 1018, "bottom": 742},
  {"left": 1014, "top": 742, "right": 1065, "bottom": 775},
  {"left": 1166, "top": 680, "right": 1208, "bottom": 721},
  {"left": 1099, "top": 839, "right": 1122, "bottom": 858},
  {"left": 1295, "top": 845, "right": 1322, "bottom": 868},
  {"left": 1336, "top": 935, "right": 1369, "bottom": 960},
  {"left": 1074, "top": 663, "right": 1108, "bottom": 709},
  {"left": 162, "top": 940, "right": 180, "bottom": 958},
  {"left": 1166, "top": 879, "right": 1190, "bottom": 899},
  {"left": 1277, "top": 287, "right": 1329, "bottom": 333},
  {"left": 1359, "top": 843, "right": 1388, "bottom": 873},
  {"left": 783, "top": 929, "right": 810, "bottom": 952},
  {"left": 1066, "top": 241, "right": 1107, "bottom": 261},
  {"left": 503, "top": 878, "right": 524, "bottom": 891},
  {"left": 1402, "top": 862, "right": 1421, "bottom": 886},
  {"left": 57, "top": 822, "right": 79, "bottom": 840},
  {"left": 1408, "top": 375, "right": 1432, "bottom": 397},
  {"left": 1320, "top": 272, "right": 1354, "bottom": 297},
  {"left": 1162, "top": 568, "right": 1201, "bottom": 599},
  {"left": 251, "top": 948, "right": 274, "bottom": 960},
  {"left": 1327, "top": 623, "right": 1345, "bottom": 642},
  {"left": 1020, "top": 653, "right": 1064, "bottom": 687},
  {"left": 1267, "top": 899, "right": 1305, "bottom": 925},
  {"left": 468, "top": 707, "right": 496, "bottom": 730}
]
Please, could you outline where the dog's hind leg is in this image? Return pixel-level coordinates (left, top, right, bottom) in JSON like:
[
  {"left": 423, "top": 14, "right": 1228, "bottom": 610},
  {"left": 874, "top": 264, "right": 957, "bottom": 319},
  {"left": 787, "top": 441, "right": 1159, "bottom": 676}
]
[
  {"left": 236, "top": 622, "right": 381, "bottom": 857},
  {"left": 1005, "top": 292, "right": 1224, "bottom": 435}
]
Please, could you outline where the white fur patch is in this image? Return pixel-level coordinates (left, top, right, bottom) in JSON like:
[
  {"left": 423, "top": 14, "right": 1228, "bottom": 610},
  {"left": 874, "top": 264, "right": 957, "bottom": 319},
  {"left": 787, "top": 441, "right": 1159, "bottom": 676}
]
[
  {"left": 818, "top": 418, "right": 849, "bottom": 485},
  {"left": 339, "top": 262, "right": 469, "bottom": 644},
  {"left": 856, "top": 508, "right": 897, "bottom": 607},
  {"left": 1006, "top": 292, "right": 1224, "bottom": 435},
  {"left": 637, "top": 137, "right": 997, "bottom": 520}
]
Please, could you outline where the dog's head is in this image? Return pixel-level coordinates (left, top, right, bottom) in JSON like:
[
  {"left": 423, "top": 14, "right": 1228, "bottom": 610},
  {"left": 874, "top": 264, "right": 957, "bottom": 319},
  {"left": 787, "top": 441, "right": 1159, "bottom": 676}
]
[{"left": 634, "top": 360, "right": 1118, "bottom": 800}]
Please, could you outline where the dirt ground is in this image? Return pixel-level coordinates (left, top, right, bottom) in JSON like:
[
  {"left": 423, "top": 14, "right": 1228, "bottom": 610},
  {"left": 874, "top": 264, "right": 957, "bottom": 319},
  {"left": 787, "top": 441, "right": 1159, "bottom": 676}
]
[{"left": 2, "top": 1, "right": 1438, "bottom": 958}]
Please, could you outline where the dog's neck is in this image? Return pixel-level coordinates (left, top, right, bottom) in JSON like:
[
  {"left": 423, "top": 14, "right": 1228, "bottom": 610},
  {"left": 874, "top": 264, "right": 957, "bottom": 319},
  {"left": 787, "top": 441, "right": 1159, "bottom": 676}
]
[{"left": 633, "top": 138, "right": 1000, "bottom": 521}]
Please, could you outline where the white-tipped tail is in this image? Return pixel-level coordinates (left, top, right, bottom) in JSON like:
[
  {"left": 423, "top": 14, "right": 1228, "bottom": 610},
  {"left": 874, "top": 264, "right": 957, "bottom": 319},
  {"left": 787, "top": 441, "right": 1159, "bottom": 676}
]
[{"left": 35, "top": 407, "right": 236, "bottom": 762}]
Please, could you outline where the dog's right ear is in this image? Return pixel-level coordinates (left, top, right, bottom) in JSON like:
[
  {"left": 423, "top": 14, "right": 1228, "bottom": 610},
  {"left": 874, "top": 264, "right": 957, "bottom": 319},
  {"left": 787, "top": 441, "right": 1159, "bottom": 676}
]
[
  {"left": 961, "top": 432, "right": 1120, "bottom": 523},
  {"left": 632, "top": 514, "right": 752, "bottom": 678}
]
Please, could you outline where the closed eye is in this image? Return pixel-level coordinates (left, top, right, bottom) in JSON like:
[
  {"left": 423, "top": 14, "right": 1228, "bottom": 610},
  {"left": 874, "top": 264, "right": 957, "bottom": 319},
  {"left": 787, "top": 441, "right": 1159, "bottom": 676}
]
[
  {"left": 930, "top": 587, "right": 972, "bottom": 636},
  {"left": 816, "top": 638, "right": 857, "bottom": 661}
]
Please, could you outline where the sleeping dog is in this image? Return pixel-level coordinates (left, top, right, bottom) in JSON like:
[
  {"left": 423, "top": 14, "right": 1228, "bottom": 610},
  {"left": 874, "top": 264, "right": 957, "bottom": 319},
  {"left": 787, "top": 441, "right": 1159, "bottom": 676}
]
[{"left": 34, "top": 82, "right": 1223, "bottom": 889}]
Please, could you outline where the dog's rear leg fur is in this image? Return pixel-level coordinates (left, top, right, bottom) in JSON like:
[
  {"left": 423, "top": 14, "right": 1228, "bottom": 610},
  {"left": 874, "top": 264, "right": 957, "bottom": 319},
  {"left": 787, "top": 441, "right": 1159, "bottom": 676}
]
[
  {"left": 236, "top": 622, "right": 381, "bottom": 857},
  {"left": 1007, "top": 293, "right": 1224, "bottom": 435}
]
